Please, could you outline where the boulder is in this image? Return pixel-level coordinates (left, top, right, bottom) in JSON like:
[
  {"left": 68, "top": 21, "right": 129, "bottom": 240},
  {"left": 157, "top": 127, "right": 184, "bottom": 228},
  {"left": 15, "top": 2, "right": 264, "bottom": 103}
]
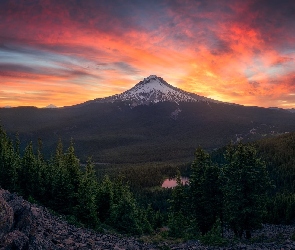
[
  {"left": 0, "top": 193, "right": 14, "bottom": 239},
  {"left": 1, "top": 230, "right": 29, "bottom": 249}
]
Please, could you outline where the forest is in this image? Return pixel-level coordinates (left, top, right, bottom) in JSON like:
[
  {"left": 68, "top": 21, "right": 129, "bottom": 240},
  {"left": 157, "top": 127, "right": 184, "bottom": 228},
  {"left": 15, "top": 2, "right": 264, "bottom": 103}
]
[{"left": 1, "top": 124, "right": 295, "bottom": 245}]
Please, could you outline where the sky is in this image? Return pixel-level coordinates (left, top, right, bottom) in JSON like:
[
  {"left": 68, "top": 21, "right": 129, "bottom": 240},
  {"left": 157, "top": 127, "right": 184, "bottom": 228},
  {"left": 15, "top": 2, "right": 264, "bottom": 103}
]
[{"left": 0, "top": 0, "right": 295, "bottom": 108}]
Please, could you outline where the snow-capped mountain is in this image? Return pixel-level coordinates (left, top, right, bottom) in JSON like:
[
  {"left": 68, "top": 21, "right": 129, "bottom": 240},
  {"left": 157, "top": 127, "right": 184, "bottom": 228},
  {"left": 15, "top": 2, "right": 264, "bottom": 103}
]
[
  {"left": 44, "top": 104, "right": 58, "bottom": 109},
  {"left": 95, "top": 75, "right": 220, "bottom": 106}
]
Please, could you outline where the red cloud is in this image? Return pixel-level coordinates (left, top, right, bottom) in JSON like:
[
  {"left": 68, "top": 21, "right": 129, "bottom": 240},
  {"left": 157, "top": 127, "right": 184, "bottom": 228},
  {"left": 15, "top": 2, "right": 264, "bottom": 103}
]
[{"left": 0, "top": 0, "right": 295, "bottom": 107}]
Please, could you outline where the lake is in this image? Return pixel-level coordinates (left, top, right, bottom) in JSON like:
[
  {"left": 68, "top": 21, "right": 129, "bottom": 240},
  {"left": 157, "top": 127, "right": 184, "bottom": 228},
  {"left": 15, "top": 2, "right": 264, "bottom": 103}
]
[{"left": 161, "top": 177, "right": 189, "bottom": 188}]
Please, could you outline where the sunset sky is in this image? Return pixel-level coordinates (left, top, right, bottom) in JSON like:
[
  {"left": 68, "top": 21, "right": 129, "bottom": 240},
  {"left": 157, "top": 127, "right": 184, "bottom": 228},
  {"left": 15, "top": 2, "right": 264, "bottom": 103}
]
[{"left": 1, "top": 0, "right": 295, "bottom": 108}]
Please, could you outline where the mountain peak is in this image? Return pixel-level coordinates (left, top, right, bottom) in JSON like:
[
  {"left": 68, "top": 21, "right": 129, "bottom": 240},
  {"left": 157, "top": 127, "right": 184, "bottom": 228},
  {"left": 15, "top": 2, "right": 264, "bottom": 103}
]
[
  {"left": 44, "top": 104, "right": 58, "bottom": 109},
  {"left": 145, "top": 75, "right": 159, "bottom": 80},
  {"left": 95, "top": 75, "right": 220, "bottom": 106}
]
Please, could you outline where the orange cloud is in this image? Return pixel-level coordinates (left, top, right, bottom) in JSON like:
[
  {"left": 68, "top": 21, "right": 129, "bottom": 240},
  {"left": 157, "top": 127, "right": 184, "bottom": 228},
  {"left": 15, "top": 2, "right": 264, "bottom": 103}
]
[{"left": 0, "top": 0, "right": 295, "bottom": 108}]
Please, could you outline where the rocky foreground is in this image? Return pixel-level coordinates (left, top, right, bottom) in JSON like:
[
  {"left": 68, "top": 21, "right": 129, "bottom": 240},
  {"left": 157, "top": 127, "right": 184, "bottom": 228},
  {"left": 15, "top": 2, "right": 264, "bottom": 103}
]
[{"left": 1, "top": 189, "right": 295, "bottom": 250}]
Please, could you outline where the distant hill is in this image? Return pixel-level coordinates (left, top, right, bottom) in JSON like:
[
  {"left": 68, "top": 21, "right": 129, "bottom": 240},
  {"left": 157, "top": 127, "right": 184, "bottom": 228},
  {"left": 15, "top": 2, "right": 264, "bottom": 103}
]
[
  {"left": 1, "top": 76, "right": 295, "bottom": 164},
  {"left": 44, "top": 104, "right": 58, "bottom": 109}
]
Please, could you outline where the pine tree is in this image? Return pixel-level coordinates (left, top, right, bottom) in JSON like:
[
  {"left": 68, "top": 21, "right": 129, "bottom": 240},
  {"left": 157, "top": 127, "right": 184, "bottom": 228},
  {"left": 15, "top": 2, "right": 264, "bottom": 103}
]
[
  {"left": 168, "top": 171, "right": 191, "bottom": 237},
  {"left": 169, "top": 171, "right": 187, "bottom": 213},
  {"left": 0, "top": 127, "right": 19, "bottom": 191},
  {"left": 49, "top": 139, "right": 74, "bottom": 213},
  {"left": 75, "top": 159, "right": 100, "bottom": 228},
  {"left": 64, "top": 139, "right": 81, "bottom": 193},
  {"left": 97, "top": 175, "right": 114, "bottom": 222},
  {"left": 222, "top": 143, "right": 271, "bottom": 239},
  {"left": 189, "top": 147, "right": 222, "bottom": 235},
  {"left": 109, "top": 179, "right": 142, "bottom": 234},
  {"left": 60, "top": 140, "right": 81, "bottom": 211},
  {"left": 20, "top": 142, "right": 37, "bottom": 197}
]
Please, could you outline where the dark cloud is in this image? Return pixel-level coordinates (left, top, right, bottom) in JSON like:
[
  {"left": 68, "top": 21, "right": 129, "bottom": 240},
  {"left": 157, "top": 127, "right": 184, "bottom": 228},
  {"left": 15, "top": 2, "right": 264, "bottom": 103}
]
[
  {"left": 0, "top": 0, "right": 295, "bottom": 107},
  {"left": 0, "top": 63, "right": 97, "bottom": 80},
  {"left": 113, "top": 62, "right": 140, "bottom": 74},
  {"left": 164, "top": 0, "right": 295, "bottom": 53},
  {"left": 0, "top": 63, "right": 31, "bottom": 72},
  {"left": 248, "top": 81, "right": 260, "bottom": 88},
  {"left": 210, "top": 38, "right": 232, "bottom": 55},
  {"left": 1, "top": 0, "right": 293, "bottom": 54},
  {"left": 0, "top": 0, "right": 170, "bottom": 38},
  {"left": 272, "top": 57, "right": 294, "bottom": 67},
  {"left": 234, "top": 0, "right": 295, "bottom": 49}
]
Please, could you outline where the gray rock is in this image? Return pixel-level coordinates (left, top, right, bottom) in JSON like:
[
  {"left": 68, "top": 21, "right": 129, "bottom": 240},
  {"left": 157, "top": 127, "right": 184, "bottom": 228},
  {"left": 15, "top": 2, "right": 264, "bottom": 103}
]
[
  {"left": 4, "top": 188, "right": 295, "bottom": 250},
  {"left": 1, "top": 230, "right": 29, "bottom": 250},
  {"left": 0, "top": 194, "right": 13, "bottom": 239}
]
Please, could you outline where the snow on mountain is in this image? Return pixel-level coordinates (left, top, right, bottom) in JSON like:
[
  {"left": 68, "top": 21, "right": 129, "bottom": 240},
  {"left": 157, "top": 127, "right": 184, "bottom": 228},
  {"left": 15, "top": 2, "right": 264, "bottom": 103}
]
[
  {"left": 44, "top": 104, "right": 58, "bottom": 109},
  {"left": 96, "top": 75, "right": 220, "bottom": 106}
]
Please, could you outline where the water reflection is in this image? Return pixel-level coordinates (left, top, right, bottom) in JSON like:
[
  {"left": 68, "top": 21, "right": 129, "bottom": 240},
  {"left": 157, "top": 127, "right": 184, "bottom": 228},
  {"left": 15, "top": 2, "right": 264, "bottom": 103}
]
[{"left": 161, "top": 177, "right": 189, "bottom": 188}]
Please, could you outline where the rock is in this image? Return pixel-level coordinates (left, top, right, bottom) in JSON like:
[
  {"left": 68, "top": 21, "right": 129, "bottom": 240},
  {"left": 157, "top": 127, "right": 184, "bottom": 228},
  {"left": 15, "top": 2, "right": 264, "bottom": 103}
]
[
  {"left": 14, "top": 205, "right": 33, "bottom": 236},
  {"left": 0, "top": 194, "right": 13, "bottom": 239},
  {"left": 1, "top": 230, "right": 29, "bottom": 249},
  {"left": 4, "top": 188, "right": 295, "bottom": 250},
  {"left": 64, "top": 237, "right": 74, "bottom": 245}
]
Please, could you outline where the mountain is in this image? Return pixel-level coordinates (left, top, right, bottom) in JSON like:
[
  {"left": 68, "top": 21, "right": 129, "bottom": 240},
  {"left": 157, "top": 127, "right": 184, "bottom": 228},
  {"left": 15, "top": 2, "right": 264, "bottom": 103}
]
[
  {"left": 1, "top": 76, "right": 295, "bottom": 165},
  {"left": 44, "top": 104, "right": 58, "bottom": 109},
  {"left": 88, "top": 75, "right": 220, "bottom": 106}
]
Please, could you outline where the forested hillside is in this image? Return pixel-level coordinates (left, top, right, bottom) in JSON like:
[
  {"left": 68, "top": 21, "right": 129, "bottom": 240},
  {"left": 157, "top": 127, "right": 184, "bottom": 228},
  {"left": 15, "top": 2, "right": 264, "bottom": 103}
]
[
  {"left": 211, "top": 132, "right": 295, "bottom": 225},
  {"left": 3, "top": 123, "right": 295, "bottom": 248},
  {"left": 256, "top": 132, "right": 295, "bottom": 224},
  {"left": 1, "top": 101, "right": 295, "bottom": 165}
]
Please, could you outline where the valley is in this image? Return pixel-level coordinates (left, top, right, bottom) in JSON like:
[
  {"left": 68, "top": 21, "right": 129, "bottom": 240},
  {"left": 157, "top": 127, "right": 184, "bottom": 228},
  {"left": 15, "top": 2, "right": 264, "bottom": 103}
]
[
  {"left": 1, "top": 99, "right": 295, "bottom": 166},
  {"left": 2, "top": 76, "right": 295, "bottom": 247}
]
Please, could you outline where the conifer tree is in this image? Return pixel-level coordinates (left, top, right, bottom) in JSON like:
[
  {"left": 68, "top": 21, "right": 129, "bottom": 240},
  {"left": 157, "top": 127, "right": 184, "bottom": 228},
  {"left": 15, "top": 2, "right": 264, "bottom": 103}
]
[
  {"left": 64, "top": 139, "right": 81, "bottom": 192},
  {"left": 0, "top": 127, "right": 19, "bottom": 191},
  {"left": 109, "top": 179, "right": 143, "bottom": 234},
  {"left": 33, "top": 138, "right": 46, "bottom": 201},
  {"left": 76, "top": 158, "right": 99, "bottom": 228},
  {"left": 169, "top": 171, "right": 187, "bottom": 213},
  {"left": 63, "top": 140, "right": 81, "bottom": 210},
  {"left": 49, "top": 139, "right": 74, "bottom": 213},
  {"left": 168, "top": 171, "right": 191, "bottom": 237},
  {"left": 146, "top": 203, "right": 162, "bottom": 230},
  {"left": 189, "top": 147, "right": 222, "bottom": 235},
  {"left": 222, "top": 143, "right": 271, "bottom": 239},
  {"left": 20, "top": 142, "right": 37, "bottom": 197},
  {"left": 97, "top": 175, "right": 114, "bottom": 222}
]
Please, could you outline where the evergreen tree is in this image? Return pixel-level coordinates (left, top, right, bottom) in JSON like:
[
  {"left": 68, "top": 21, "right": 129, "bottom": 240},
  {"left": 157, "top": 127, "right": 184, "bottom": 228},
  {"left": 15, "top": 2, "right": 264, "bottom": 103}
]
[
  {"left": 168, "top": 171, "right": 192, "bottom": 237},
  {"left": 97, "top": 175, "right": 114, "bottom": 222},
  {"left": 20, "top": 142, "right": 37, "bottom": 197},
  {"left": 48, "top": 139, "right": 74, "bottom": 213},
  {"left": 75, "top": 159, "right": 99, "bottom": 228},
  {"left": 64, "top": 139, "right": 81, "bottom": 192},
  {"left": 169, "top": 171, "right": 188, "bottom": 213},
  {"left": 146, "top": 203, "right": 163, "bottom": 230},
  {"left": 33, "top": 138, "right": 46, "bottom": 201},
  {"left": 137, "top": 207, "right": 153, "bottom": 234},
  {"left": 189, "top": 147, "right": 222, "bottom": 235},
  {"left": 0, "top": 127, "right": 19, "bottom": 191},
  {"left": 109, "top": 179, "right": 143, "bottom": 234},
  {"left": 222, "top": 143, "right": 271, "bottom": 239}
]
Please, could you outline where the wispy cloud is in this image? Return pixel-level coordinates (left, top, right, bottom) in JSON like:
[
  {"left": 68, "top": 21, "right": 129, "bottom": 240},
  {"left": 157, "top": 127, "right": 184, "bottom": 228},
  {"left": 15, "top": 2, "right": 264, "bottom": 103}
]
[{"left": 0, "top": 0, "right": 295, "bottom": 107}]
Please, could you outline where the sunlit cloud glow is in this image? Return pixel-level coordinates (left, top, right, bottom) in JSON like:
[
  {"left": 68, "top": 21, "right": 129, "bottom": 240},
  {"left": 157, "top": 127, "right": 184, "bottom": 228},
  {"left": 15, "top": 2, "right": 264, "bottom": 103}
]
[{"left": 0, "top": 0, "right": 295, "bottom": 108}]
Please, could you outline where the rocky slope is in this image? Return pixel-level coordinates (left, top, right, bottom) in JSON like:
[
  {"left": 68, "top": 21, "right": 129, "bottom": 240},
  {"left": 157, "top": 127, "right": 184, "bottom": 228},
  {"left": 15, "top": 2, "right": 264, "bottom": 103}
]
[
  {"left": 2, "top": 188, "right": 295, "bottom": 250},
  {"left": 0, "top": 189, "right": 157, "bottom": 250}
]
